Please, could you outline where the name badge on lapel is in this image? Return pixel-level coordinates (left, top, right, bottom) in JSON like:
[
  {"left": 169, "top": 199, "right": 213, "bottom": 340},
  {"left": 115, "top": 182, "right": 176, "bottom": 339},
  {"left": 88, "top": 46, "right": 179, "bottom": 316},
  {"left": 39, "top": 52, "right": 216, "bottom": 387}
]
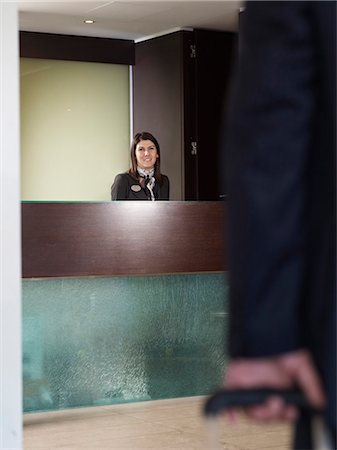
[{"left": 131, "top": 184, "right": 141, "bottom": 192}]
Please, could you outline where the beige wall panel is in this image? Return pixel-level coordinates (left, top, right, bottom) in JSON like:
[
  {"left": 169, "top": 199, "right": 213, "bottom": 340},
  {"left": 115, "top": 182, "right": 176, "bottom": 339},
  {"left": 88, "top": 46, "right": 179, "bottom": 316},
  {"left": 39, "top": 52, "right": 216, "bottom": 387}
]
[{"left": 21, "top": 58, "right": 130, "bottom": 201}]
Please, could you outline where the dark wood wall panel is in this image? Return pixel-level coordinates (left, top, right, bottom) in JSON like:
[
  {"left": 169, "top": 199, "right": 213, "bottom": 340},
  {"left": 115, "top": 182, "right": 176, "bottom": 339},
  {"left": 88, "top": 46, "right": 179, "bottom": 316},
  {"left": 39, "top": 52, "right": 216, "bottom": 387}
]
[
  {"left": 20, "top": 31, "right": 135, "bottom": 65},
  {"left": 133, "top": 29, "right": 235, "bottom": 201},
  {"left": 133, "top": 32, "right": 191, "bottom": 201},
  {"left": 195, "top": 30, "right": 235, "bottom": 200},
  {"left": 22, "top": 202, "right": 227, "bottom": 278}
]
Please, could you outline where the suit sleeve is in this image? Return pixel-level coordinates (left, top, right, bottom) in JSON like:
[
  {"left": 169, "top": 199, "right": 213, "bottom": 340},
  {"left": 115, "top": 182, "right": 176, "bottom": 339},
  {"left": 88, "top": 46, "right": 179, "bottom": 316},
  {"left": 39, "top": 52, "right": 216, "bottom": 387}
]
[
  {"left": 225, "top": 2, "right": 316, "bottom": 358},
  {"left": 111, "top": 174, "right": 128, "bottom": 200}
]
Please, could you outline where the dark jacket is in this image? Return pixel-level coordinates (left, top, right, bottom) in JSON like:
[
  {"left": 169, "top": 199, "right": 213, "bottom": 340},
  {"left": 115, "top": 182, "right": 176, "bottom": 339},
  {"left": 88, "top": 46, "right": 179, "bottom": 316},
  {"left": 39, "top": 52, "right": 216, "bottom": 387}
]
[
  {"left": 111, "top": 172, "right": 170, "bottom": 201},
  {"left": 225, "top": 1, "right": 336, "bottom": 442}
]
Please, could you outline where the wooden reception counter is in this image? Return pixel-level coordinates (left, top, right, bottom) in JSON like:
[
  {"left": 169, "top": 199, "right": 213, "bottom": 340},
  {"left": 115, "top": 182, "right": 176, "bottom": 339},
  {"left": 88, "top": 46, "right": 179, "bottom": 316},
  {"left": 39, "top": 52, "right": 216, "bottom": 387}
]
[{"left": 22, "top": 202, "right": 227, "bottom": 278}]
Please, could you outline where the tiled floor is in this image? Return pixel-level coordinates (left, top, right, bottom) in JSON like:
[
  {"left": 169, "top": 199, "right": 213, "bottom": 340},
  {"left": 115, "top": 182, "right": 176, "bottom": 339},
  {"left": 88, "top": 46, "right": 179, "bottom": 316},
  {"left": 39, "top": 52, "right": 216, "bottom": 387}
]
[{"left": 24, "top": 396, "right": 292, "bottom": 449}]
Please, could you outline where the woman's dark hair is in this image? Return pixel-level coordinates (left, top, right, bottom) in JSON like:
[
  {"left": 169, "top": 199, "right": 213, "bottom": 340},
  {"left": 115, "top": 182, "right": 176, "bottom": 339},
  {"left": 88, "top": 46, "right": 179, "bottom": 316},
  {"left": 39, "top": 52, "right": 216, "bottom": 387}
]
[{"left": 129, "top": 131, "right": 163, "bottom": 184}]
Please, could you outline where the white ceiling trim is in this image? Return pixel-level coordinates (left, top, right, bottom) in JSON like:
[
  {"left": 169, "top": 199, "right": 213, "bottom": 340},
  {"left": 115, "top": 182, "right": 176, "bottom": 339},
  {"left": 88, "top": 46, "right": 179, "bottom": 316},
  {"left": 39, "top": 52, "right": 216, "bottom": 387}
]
[{"left": 134, "top": 26, "right": 193, "bottom": 43}]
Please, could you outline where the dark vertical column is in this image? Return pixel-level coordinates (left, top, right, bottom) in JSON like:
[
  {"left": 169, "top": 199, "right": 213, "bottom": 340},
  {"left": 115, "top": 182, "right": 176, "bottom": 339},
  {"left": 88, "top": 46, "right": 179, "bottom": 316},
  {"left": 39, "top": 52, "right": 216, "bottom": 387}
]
[
  {"left": 194, "top": 30, "right": 235, "bottom": 200},
  {"left": 182, "top": 32, "right": 198, "bottom": 201}
]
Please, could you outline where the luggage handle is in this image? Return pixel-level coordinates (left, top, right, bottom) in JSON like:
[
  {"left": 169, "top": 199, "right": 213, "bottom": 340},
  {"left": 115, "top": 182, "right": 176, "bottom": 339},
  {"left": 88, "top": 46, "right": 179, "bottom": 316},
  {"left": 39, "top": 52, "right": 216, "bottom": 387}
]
[
  {"left": 203, "top": 388, "right": 332, "bottom": 450},
  {"left": 203, "top": 387, "right": 322, "bottom": 417}
]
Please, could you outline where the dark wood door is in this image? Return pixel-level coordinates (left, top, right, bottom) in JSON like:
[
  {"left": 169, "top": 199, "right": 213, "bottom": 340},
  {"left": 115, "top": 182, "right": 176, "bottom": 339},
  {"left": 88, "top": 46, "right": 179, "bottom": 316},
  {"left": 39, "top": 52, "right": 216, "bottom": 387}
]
[
  {"left": 133, "top": 31, "right": 197, "bottom": 200},
  {"left": 194, "top": 30, "right": 235, "bottom": 200}
]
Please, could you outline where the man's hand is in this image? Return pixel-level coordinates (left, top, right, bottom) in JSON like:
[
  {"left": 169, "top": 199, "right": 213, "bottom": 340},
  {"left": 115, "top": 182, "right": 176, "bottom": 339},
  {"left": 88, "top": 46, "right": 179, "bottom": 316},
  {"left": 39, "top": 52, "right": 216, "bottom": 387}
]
[{"left": 224, "top": 349, "right": 326, "bottom": 422}]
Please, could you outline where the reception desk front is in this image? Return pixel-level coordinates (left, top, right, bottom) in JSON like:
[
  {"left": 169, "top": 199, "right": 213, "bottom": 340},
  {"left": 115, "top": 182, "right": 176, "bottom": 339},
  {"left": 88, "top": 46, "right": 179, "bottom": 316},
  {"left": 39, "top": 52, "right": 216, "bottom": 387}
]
[
  {"left": 22, "top": 202, "right": 229, "bottom": 413},
  {"left": 22, "top": 201, "right": 227, "bottom": 278}
]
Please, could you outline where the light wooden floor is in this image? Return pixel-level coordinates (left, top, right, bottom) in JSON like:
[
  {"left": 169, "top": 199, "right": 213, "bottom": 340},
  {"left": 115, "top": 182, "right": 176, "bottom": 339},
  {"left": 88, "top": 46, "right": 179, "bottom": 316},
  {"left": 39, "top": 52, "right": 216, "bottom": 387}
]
[{"left": 24, "top": 396, "right": 292, "bottom": 449}]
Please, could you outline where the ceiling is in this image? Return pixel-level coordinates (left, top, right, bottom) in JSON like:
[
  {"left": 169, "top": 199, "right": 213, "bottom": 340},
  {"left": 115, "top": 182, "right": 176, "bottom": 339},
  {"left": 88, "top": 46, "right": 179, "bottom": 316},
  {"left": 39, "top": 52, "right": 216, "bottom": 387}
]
[{"left": 18, "top": 1, "right": 242, "bottom": 41}]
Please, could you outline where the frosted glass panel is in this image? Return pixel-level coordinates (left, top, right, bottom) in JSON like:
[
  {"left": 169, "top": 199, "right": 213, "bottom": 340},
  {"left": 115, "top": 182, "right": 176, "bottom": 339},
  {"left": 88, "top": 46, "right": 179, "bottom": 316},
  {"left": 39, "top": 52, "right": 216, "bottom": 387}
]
[
  {"left": 22, "top": 273, "right": 228, "bottom": 413},
  {"left": 20, "top": 58, "right": 130, "bottom": 201}
]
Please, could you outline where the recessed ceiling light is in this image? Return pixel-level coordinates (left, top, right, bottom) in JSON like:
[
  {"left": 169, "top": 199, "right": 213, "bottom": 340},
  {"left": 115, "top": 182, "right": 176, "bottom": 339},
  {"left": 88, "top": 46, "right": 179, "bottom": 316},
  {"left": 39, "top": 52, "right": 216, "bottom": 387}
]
[{"left": 84, "top": 19, "right": 95, "bottom": 24}]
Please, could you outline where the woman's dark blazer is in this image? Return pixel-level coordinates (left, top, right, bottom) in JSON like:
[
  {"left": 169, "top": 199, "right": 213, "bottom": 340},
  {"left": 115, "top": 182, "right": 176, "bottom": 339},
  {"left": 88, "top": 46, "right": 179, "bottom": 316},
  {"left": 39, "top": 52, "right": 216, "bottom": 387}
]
[
  {"left": 111, "top": 172, "right": 169, "bottom": 200},
  {"left": 224, "top": 1, "right": 336, "bottom": 445}
]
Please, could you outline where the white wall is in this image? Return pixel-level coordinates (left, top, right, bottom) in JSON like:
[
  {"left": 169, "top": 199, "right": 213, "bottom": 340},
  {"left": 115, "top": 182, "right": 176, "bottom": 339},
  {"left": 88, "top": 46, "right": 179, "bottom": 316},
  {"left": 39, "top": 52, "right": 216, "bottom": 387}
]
[
  {"left": 0, "top": 2, "right": 22, "bottom": 448},
  {"left": 20, "top": 58, "right": 130, "bottom": 201}
]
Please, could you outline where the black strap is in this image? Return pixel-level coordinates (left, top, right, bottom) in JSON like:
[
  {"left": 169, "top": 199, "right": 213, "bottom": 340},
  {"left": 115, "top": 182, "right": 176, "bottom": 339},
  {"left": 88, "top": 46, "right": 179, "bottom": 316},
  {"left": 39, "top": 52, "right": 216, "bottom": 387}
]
[{"left": 203, "top": 388, "right": 322, "bottom": 417}]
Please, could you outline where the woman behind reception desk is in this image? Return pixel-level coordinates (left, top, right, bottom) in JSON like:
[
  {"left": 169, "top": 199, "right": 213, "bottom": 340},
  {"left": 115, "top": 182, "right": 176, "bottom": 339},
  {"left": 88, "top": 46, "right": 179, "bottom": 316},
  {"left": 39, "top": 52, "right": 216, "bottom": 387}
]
[{"left": 111, "top": 131, "right": 170, "bottom": 201}]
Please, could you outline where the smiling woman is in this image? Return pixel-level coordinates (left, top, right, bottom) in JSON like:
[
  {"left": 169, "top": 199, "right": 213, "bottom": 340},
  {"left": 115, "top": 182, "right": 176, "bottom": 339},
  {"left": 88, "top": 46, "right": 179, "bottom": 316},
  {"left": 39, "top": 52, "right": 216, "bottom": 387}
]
[{"left": 111, "top": 131, "right": 170, "bottom": 201}]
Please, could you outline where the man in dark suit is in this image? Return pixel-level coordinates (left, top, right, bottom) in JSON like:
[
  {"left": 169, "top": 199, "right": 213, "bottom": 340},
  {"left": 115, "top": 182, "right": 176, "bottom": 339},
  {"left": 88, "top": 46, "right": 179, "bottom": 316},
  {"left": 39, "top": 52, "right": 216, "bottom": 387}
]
[{"left": 223, "top": 2, "right": 336, "bottom": 448}]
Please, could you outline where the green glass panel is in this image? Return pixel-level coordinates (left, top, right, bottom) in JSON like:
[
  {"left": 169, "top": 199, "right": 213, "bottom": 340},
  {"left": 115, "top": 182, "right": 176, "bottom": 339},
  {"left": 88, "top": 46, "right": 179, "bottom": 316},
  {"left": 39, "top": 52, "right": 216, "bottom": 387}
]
[{"left": 22, "top": 273, "right": 228, "bottom": 413}]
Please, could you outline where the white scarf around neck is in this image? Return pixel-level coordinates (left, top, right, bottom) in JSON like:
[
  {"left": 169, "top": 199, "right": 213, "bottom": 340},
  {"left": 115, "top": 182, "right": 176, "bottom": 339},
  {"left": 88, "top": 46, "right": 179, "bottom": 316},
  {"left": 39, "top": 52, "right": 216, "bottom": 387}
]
[{"left": 137, "top": 167, "right": 155, "bottom": 201}]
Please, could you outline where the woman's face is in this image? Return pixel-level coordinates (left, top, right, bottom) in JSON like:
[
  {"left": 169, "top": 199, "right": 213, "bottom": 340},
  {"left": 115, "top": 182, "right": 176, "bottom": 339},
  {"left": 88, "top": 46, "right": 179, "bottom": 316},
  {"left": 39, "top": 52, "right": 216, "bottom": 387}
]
[{"left": 135, "top": 139, "right": 158, "bottom": 170}]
